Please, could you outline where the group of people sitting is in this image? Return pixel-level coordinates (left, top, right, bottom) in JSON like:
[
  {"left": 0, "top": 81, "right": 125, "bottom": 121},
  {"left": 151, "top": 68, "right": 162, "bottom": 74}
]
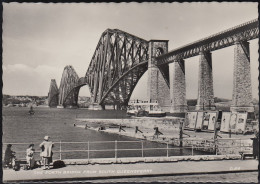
[{"left": 4, "top": 136, "right": 54, "bottom": 170}]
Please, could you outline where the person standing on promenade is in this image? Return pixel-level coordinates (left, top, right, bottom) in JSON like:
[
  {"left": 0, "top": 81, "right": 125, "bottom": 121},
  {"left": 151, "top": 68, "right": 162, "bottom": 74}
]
[
  {"left": 26, "top": 144, "right": 35, "bottom": 169},
  {"left": 39, "top": 136, "right": 54, "bottom": 170}
]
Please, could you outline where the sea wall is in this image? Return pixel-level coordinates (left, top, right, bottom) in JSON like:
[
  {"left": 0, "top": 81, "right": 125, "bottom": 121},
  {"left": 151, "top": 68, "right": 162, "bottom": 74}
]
[{"left": 169, "top": 138, "right": 252, "bottom": 154}]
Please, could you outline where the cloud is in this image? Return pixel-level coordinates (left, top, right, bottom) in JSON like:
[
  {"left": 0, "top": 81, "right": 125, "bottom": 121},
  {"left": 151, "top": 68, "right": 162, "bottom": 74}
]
[
  {"left": 3, "top": 64, "right": 63, "bottom": 96},
  {"left": 4, "top": 64, "right": 32, "bottom": 73},
  {"left": 4, "top": 64, "right": 62, "bottom": 76}
]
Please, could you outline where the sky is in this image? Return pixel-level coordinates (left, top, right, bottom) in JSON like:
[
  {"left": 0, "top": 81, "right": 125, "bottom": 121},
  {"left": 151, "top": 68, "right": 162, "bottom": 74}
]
[{"left": 2, "top": 2, "right": 259, "bottom": 100}]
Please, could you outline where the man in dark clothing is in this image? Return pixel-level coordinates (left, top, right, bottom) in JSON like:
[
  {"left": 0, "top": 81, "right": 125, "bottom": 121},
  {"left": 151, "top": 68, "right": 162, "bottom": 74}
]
[{"left": 4, "top": 144, "right": 15, "bottom": 168}]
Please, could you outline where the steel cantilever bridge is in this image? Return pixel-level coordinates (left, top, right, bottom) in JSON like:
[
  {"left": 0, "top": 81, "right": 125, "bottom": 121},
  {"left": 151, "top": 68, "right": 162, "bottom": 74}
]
[
  {"left": 48, "top": 19, "right": 259, "bottom": 110},
  {"left": 49, "top": 29, "right": 153, "bottom": 108}
]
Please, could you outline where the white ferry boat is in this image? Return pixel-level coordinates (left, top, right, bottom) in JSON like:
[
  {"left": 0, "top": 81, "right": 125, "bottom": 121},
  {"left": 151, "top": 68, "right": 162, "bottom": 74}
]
[
  {"left": 88, "top": 103, "right": 103, "bottom": 110},
  {"left": 127, "top": 100, "right": 166, "bottom": 117}
]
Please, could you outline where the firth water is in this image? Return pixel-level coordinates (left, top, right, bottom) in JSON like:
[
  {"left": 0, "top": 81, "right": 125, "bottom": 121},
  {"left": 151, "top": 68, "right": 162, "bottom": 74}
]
[{"left": 3, "top": 107, "right": 207, "bottom": 160}]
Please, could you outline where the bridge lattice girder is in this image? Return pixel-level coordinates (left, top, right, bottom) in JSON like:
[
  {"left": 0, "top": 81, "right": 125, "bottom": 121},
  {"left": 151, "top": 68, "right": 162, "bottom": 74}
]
[
  {"left": 58, "top": 65, "right": 80, "bottom": 107},
  {"left": 48, "top": 79, "right": 59, "bottom": 107},
  {"left": 156, "top": 18, "right": 259, "bottom": 65},
  {"left": 85, "top": 29, "right": 149, "bottom": 106}
]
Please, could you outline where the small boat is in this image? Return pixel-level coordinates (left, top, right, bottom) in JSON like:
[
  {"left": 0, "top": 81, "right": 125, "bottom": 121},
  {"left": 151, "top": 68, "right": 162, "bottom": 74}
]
[
  {"left": 28, "top": 106, "right": 35, "bottom": 115},
  {"left": 127, "top": 100, "right": 166, "bottom": 117}
]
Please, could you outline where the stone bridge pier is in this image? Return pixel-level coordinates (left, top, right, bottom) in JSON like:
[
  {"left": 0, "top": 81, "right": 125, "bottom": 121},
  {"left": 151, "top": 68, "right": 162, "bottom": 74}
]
[
  {"left": 195, "top": 51, "right": 215, "bottom": 110},
  {"left": 230, "top": 40, "right": 254, "bottom": 112},
  {"left": 169, "top": 59, "right": 187, "bottom": 113}
]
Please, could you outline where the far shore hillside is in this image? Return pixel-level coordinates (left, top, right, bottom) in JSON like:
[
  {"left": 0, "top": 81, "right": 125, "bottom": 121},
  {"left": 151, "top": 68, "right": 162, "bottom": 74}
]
[{"left": 3, "top": 94, "right": 259, "bottom": 117}]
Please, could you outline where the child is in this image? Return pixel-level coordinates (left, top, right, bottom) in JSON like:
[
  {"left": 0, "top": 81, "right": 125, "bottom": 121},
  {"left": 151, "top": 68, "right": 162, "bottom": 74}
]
[{"left": 26, "top": 144, "right": 35, "bottom": 169}]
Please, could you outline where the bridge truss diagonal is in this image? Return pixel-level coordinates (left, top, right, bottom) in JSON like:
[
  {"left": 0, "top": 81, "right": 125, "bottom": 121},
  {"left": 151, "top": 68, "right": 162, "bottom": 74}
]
[{"left": 85, "top": 29, "right": 149, "bottom": 106}]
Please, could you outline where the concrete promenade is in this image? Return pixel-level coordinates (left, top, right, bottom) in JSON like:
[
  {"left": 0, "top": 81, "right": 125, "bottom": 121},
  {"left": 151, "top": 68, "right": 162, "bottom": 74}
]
[{"left": 3, "top": 159, "right": 258, "bottom": 182}]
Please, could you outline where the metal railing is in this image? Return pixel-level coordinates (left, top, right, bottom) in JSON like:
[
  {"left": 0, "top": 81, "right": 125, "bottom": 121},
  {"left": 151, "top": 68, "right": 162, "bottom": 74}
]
[{"left": 2, "top": 138, "right": 252, "bottom": 160}]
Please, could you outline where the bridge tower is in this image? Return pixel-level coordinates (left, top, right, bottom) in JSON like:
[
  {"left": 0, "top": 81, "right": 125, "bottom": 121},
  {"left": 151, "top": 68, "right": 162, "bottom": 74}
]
[
  {"left": 230, "top": 39, "right": 254, "bottom": 112},
  {"left": 48, "top": 79, "right": 59, "bottom": 107},
  {"left": 147, "top": 40, "right": 171, "bottom": 112},
  {"left": 58, "top": 65, "right": 80, "bottom": 108}
]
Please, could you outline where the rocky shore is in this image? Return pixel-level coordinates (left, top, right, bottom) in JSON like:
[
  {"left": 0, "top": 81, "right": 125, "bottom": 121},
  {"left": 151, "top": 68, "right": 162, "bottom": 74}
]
[
  {"left": 75, "top": 117, "right": 253, "bottom": 155},
  {"left": 76, "top": 117, "right": 182, "bottom": 143}
]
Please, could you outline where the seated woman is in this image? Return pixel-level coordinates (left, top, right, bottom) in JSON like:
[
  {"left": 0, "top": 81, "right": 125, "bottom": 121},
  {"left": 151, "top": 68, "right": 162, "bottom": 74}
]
[
  {"left": 26, "top": 144, "right": 36, "bottom": 169},
  {"left": 4, "top": 144, "right": 15, "bottom": 168}
]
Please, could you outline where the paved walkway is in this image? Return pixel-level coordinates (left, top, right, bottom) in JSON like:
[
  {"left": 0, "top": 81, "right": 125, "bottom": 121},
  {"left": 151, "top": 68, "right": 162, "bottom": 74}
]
[
  {"left": 3, "top": 159, "right": 258, "bottom": 182},
  {"left": 87, "top": 172, "right": 259, "bottom": 183}
]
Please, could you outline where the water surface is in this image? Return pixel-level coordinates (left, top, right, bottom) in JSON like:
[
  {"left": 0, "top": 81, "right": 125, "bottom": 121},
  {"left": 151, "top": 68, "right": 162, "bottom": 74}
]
[{"left": 3, "top": 107, "right": 209, "bottom": 160}]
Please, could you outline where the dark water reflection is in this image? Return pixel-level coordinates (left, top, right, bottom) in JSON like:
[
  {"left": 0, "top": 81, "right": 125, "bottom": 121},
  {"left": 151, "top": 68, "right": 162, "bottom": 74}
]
[{"left": 3, "top": 107, "right": 209, "bottom": 160}]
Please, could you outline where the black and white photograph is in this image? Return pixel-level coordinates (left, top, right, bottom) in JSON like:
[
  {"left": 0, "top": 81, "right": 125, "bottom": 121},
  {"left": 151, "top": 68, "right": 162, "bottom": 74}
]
[{"left": 2, "top": 2, "right": 259, "bottom": 183}]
